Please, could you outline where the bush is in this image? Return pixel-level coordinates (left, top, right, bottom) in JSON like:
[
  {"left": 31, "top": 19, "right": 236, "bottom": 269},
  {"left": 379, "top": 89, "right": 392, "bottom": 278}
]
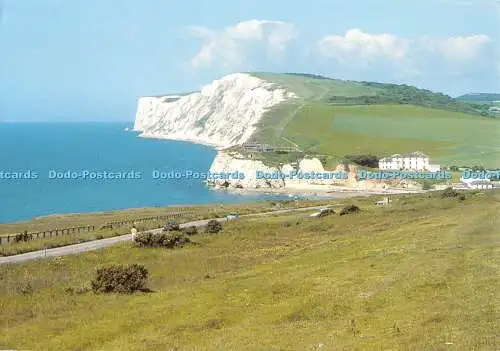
[
  {"left": 344, "top": 154, "right": 379, "bottom": 168},
  {"left": 91, "top": 264, "right": 149, "bottom": 294},
  {"left": 441, "top": 187, "right": 460, "bottom": 198},
  {"left": 339, "top": 205, "right": 360, "bottom": 216},
  {"left": 183, "top": 226, "right": 198, "bottom": 236},
  {"left": 163, "top": 221, "right": 180, "bottom": 231},
  {"left": 134, "top": 231, "right": 154, "bottom": 246},
  {"left": 14, "top": 230, "right": 32, "bottom": 243},
  {"left": 134, "top": 231, "right": 190, "bottom": 248},
  {"left": 205, "top": 220, "right": 222, "bottom": 234}
]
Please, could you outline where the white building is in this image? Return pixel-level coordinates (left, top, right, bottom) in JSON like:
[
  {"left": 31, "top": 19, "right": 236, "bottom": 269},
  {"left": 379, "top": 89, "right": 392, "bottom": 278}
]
[
  {"left": 379, "top": 152, "right": 440, "bottom": 171},
  {"left": 460, "top": 177, "right": 493, "bottom": 190}
]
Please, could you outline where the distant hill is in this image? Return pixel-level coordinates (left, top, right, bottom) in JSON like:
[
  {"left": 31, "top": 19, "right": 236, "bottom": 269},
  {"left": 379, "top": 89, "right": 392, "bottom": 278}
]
[
  {"left": 249, "top": 72, "right": 500, "bottom": 167},
  {"left": 456, "top": 93, "right": 500, "bottom": 102}
]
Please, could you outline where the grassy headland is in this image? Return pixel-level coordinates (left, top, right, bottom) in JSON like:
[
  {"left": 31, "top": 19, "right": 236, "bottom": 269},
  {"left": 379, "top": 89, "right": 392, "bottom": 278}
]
[{"left": 1, "top": 190, "right": 498, "bottom": 350}]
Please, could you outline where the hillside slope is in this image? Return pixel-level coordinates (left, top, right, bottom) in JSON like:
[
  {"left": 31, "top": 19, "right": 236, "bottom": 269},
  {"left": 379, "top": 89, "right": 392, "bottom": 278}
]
[
  {"left": 1, "top": 192, "right": 499, "bottom": 350},
  {"left": 134, "top": 72, "right": 500, "bottom": 167}
]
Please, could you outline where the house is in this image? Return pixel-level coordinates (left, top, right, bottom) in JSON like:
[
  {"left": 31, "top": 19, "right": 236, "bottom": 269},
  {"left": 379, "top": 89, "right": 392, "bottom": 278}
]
[{"left": 379, "top": 151, "right": 440, "bottom": 171}]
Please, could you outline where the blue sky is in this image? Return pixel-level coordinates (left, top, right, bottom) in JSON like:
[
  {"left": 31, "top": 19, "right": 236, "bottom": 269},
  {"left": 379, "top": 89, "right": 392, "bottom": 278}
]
[{"left": 1, "top": 0, "right": 498, "bottom": 121}]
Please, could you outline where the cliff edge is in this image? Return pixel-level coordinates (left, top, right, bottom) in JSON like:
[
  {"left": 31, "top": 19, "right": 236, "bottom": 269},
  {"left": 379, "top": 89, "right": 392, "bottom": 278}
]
[{"left": 134, "top": 73, "right": 297, "bottom": 149}]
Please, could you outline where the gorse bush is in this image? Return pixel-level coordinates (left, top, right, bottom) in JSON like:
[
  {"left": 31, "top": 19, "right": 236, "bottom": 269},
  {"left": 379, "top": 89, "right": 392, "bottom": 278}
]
[
  {"left": 441, "top": 187, "right": 460, "bottom": 198},
  {"left": 91, "top": 264, "right": 148, "bottom": 294},
  {"left": 339, "top": 205, "right": 361, "bottom": 216},
  {"left": 134, "top": 231, "right": 190, "bottom": 248},
  {"left": 205, "top": 220, "right": 222, "bottom": 234}
]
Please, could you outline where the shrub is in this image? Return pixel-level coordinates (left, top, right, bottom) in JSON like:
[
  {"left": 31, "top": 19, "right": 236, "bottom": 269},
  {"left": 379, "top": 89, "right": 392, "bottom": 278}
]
[
  {"left": 91, "top": 264, "right": 149, "bottom": 294},
  {"left": 183, "top": 226, "right": 198, "bottom": 236},
  {"left": 339, "top": 205, "right": 361, "bottom": 216},
  {"left": 441, "top": 187, "right": 460, "bottom": 198},
  {"left": 134, "top": 231, "right": 190, "bottom": 248},
  {"left": 344, "top": 154, "right": 379, "bottom": 168},
  {"left": 205, "top": 220, "right": 222, "bottom": 234},
  {"left": 157, "top": 232, "right": 190, "bottom": 248},
  {"left": 163, "top": 221, "right": 180, "bottom": 231},
  {"left": 134, "top": 231, "right": 154, "bottom": 246},
  {"left": 14, "top": 230, "right": 32, "bottom": 243}
]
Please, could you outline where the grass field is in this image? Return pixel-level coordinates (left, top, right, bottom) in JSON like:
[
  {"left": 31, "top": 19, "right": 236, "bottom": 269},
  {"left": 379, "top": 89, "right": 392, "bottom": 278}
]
[
  {"left": 1, "top": 191, "right": 498, "bottom": 350},
  {"left": 281, "top": 104, "right": 500, "bottom": 167}
]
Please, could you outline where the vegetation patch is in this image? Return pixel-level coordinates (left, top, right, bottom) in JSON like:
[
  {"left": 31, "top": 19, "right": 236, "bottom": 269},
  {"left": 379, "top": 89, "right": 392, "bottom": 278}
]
[
  {"left": 90, "top": 264, "right": 149, "bottom": 294},
  {"left": 440, "top": 187, "right": 466, "bottom": 200},
  {"left": 205, "top": 220, "right": 223, "bottom": 234},
  {"left": 344, "top": 154, "right": 379, "bottom": 168},
  {"left": 339, "top": 205, "right": 361, "bottom": 216},
  {"left": 134, "top": 231, "right": 191, "bottom": 248}
]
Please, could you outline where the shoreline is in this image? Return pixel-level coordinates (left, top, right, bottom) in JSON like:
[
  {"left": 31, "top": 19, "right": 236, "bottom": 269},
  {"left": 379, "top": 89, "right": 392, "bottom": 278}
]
[{"left": 209, "top": 184, "right": 424, "bottom": 198}]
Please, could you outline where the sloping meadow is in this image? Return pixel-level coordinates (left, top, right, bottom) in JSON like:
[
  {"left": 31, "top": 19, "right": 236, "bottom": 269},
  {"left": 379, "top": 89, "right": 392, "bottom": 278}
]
[{"left": 0, "top": 191, "right": 499, "bottom": 350}]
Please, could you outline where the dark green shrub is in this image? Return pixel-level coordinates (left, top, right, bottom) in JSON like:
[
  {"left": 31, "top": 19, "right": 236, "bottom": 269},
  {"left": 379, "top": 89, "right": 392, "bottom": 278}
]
[
  {"left": 163, "top": 221, "right": 180, "bottom": 231},
  {"left": 344, "top": 154, "right": 379, "bottom": 168},
  {"left": 339, "top": 205, "right": 360, "bottom": 216},
  {"left": 458, "top": 194, "right": 466, "bottom": 201},
  {"left": 91, "top": 264, "right": 148, "bottom": 294},
  {"left": 155, "top": 232, "right": 190, "bottom": 248},
  {"left": 14, "top": 230, "right": 32, "bottom": 243},
  {"left": 134, "top": 231, "right": 190, "bottom": 248},
  {"left": 205, "top": 220, "right": 222, "bottom": 234},
  {"left": 183, "top": 226, "right": 198, "bottom": 236},
  {"left": 134, "top": 231, "right": 154, "bottom": 246},
  {"left": 441, "top": 187, "right": 460, "bottom": 198}
]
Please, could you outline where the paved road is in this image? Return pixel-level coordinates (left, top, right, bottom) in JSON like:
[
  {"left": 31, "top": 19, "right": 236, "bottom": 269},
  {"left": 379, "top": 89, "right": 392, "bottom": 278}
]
[{"left": 0, "top": 205, "right": 331, "bottom": 265}]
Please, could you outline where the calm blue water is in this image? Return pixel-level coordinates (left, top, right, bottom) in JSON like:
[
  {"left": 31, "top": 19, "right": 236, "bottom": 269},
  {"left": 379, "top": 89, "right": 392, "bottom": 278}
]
[{"left": 0, "top": 123, "right": 289, "bottom": 223}]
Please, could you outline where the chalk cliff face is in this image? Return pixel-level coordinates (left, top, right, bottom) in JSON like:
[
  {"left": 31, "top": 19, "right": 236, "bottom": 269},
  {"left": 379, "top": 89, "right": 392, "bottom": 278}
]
[
  {"left": 208, "top": 152, "right": 286, "bottom": 189},
  {"left": 207, "top": 152, "right": 343, "bottom": 189},
  {"left": 134, "top": 73, "right": 297, "bottom": 148}
]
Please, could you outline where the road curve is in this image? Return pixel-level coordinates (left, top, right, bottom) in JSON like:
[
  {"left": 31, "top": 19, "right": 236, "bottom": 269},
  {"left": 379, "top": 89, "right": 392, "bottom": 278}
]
[{"left": 0, "top": 205, "right": 332, "bottom": 265}]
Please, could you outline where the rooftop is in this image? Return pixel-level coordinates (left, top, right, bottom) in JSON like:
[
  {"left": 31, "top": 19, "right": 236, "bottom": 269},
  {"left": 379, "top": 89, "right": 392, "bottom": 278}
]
[{"left": 380, "top": 151, "right": 428, "bottom": 161}]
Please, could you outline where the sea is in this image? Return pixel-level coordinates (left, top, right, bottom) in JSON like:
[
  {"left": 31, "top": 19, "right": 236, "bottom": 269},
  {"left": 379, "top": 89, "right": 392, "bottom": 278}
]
[{"left": 0, "top": 122, "right": 293, "bottom": 223}]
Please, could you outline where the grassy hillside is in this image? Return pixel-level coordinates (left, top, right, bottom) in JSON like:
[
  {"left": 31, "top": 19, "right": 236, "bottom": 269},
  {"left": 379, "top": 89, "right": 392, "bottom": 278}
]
[
  {"left": 1, "top": 191, "right": 498, "bottom": 350},
  {"left": 248, "top": 73, "right": 500, "bottom": 168}
]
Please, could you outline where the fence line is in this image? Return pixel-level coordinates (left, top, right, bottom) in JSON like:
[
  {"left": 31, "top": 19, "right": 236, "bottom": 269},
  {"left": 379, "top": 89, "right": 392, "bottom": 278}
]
[{"left": 0, "top": 211, "right": 192, "bottom": 245}]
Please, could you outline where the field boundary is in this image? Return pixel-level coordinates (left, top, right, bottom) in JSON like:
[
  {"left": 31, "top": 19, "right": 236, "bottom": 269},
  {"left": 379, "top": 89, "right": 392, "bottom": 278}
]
[{"left": 0, "top": 211, "right": 192, "bottom": 245}]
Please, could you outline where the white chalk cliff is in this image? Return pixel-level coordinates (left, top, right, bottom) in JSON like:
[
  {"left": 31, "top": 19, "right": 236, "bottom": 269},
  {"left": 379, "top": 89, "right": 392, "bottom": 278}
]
[
  {"left": 207, "top": 152, "right": 353, "bottom": 189},
  {"left": 134, "top": 73, "right": 297, "bottom": 148},
  {"left": 134, "top": 73, "right": 355, "bottom": 189}
]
